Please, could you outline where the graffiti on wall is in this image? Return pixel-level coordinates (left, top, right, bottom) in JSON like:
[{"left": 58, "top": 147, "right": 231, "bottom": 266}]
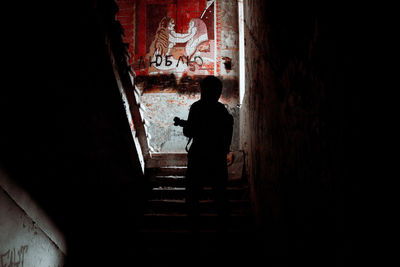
[
  {"left": 133, "top": 0, "right": 216, "bottom": 77},
  {"left": 0, "top": 245, "right": 28, "bottom": 267}
]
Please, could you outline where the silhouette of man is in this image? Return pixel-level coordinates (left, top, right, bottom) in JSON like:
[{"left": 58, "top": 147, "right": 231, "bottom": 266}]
[{"left": 174, "top": 75, "right": 233, "bottom": 233}]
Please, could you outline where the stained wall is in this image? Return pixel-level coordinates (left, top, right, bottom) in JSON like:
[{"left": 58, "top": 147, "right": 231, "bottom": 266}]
[
  {"left": 240, "top": 0, "right": 360, "bottom": 265},
  {"left": 116, "top": 0, "right": 240, "bottom": 152}
]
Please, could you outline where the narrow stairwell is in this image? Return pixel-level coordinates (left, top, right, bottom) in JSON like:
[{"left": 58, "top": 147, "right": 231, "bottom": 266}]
[{"left": 137, "top": 154, "right": 261, "bottom": 266}]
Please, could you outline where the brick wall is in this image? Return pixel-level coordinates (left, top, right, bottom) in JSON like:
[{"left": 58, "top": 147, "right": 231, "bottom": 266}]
[{"left": 116, "top": 0, "right": 135, "bottom": 65}]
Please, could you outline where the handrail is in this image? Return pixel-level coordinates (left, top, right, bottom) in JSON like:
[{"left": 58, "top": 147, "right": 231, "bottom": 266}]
[{"left": 106, "top": 35, "right": 150, "bottom": 173}]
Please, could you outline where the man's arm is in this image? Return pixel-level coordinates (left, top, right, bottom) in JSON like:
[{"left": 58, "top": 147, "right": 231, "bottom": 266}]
[{"left": 224, "top": 114, "right": 234, "bottom": 154}]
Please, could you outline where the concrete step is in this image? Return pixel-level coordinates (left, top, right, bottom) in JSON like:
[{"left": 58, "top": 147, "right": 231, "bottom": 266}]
[
  {"left": 149, "top": 185, "right": 249, "bottom": 200},
  {"left": 139, "top": 227, "right": 255, "bottom": 235},
  {"left": 139, "top": 229, "right": 257, "bottom": 248},
  {"left": 145, "top": 199, "right": 251, "bottom": 214},
  {"left": 136, "top": 226, "right": 262, "bottom": 267},
  {"left": 141, "top": 212, "right": 254, "bottom": 231},
  {"left": 148, "top": 175, "right": 247, "bottom": 188},
  {"left": 146, "top": 167, "right": 187, "bottom": 177},
  {"left": 136, "top": 244, "right": 260, "bottom": 267},
  {"left": 136, "top": 247, "right": 259, "bottom": 267},
  {"left": 146, "top": 153, "right": 188, "bottom": 168},
  {"left": 149, "top": 175, "right": 186, "bottom": 187}
]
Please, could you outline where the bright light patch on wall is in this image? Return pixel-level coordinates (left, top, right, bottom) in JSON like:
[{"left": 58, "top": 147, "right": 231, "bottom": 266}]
[
  {"left": 238, "top": 0, "right": 246, "bottom": 106},
  {"left": 0, "top": 169, "right": 67, "bottom": 267}
]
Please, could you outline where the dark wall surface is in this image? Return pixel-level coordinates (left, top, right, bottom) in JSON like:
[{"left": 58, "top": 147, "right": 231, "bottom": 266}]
[
  {"left": 241, "top": 1, "right": 362, "bottom": 266},
  {"left": 1, "top": 1, "right": 145, "bottom": 266},
  {"left": 0, "top": 1, "right": 364, "bottom": 266}
]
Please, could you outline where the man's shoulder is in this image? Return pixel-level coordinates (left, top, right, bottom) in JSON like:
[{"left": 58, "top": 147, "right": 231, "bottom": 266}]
[
  {"left": 189, "top": 100, "right": 202, "bottom": 111},
  {"left": 190, "top": 101, "right": 231, "bottom": 116},
  {"left": 217, "top": 102, "right": 232, "bottom": 115},
  {"left": 216, "top": 102, "right": 225, "bottom": 108},
  {"left": 191, "top": 100, "right": 202, "bottom": 107}
]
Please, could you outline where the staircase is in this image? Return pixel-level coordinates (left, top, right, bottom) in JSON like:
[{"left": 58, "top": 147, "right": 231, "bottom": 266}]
[{"left": 137, "top": 153, "right": 260, "bottom": 267}]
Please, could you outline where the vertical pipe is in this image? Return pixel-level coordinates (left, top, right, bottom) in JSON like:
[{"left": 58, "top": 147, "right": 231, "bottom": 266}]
[
  {"left": 214, "top": 0, "right": 217, "bottom": 75},
  {"left": 238, "top": 0, "right": 246, "bottom": 106}
]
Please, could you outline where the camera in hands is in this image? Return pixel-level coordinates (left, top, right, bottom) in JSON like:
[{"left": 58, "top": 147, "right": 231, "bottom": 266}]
[{"left": 173, "top": 117, "right": 188, "bottom": 127}]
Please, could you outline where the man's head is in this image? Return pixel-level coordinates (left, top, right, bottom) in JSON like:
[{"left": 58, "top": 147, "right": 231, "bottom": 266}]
[{"left": 200, "top": 75, "right": 222, "bottom": 103}]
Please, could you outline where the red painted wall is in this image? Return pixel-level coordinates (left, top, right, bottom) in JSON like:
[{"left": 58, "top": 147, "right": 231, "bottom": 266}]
[
  {"left": 116, "top": 0, "right": 217, "bottom": 76},
  {"left": 115, "top": 0, "right": 135, "bottom": 65}
]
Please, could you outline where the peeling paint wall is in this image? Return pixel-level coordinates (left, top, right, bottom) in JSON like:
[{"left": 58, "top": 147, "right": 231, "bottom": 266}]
[
  {"left": 140, "top": 92, "right": 198, "bottom": 152},
  {"left": 116, "top": 0, "right": 240, "bottom": 152}
]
